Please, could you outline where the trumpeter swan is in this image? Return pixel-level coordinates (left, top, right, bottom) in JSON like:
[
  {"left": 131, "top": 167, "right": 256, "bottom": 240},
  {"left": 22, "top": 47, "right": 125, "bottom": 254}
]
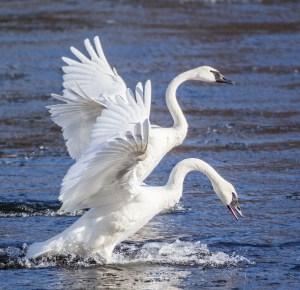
[
  {"left": 27, "top": 83, "right": 242, "bottom": 260},
  {"left": 48, "top": 36, "right": 234, "bottom": 182}
]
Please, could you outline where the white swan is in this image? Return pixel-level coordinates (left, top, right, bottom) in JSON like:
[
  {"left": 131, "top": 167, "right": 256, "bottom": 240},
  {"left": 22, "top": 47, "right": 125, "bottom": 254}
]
[
  {"left": 27, "top": 86, "right": 242, "bottom": 260},
  {"left": 48, "top": 36, "right": 234, "bottom": 182}
]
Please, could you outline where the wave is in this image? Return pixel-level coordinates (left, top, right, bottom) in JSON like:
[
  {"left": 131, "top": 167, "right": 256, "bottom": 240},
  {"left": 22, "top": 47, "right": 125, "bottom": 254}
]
[
  {"left": 0, "top": 200, "right": 84, "bottom": 217},
  {"left": 0, "top": 239, "right": 251, "bottom": 269}
]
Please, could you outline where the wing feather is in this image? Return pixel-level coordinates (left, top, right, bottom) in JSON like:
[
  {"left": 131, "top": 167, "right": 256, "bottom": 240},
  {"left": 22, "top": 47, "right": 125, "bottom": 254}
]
[
  {"left": 59, "top": 92, "right": 150, "bottom": 212},
  {"left": 94, "top": 36, "right": 112, "bottom": 71},
  {"left": 70, "top": 46, "right": 91, "bottom": 64},
  {"left": 84, "top": 38, "right": 100, "bottom": 61},
  {"left": 61, "top": 56, "right": 79, "bottom": 66},
  {"left": 144, "top": 80, "right": 151, "bottom": 118},
  {"left": 49, "top": 37, "right": 153, "bottom": 207},
  {"left": 49, "top": 36, "right": 128, "bottom": 160}
]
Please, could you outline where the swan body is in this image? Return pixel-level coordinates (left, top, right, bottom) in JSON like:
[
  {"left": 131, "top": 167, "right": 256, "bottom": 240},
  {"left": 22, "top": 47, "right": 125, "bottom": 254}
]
[
  {"left": 27, "top": 158, "right": 242, "bottom": 261},
  {"left": 27, "top": 85, "right": 242, "bottom": 260},
  {"left": 48, "top": 36, "right": 234, "bottom": 182}
]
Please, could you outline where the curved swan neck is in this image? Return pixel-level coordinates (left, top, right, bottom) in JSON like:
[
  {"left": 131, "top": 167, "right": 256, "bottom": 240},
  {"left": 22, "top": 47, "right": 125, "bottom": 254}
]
[
  {"left": 166, "top": 158, "right": 223, "bottom": 191},
  {"left": 166, "top": 70, "right": 196, "bottom": 132}
]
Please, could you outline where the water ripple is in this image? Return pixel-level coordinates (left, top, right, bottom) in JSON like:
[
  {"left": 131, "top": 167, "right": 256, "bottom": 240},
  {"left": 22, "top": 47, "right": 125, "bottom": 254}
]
[{"left": 0, "top": 201, "right": 84, "bottom": 217}]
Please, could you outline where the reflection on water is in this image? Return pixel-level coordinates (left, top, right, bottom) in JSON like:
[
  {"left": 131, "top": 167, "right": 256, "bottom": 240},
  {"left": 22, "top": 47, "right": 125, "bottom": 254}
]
[
  {"left": 60, "top": 264, "right": 191, "bottom": 290},
  {"left": 1, "top": 0, "right": 300, "bottom": 289}
]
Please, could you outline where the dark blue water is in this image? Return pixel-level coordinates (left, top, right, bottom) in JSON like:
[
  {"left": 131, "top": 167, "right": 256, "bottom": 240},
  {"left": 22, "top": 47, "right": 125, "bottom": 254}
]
[{"left": 1, "top": 0, "right": 300, "bottom": 289}]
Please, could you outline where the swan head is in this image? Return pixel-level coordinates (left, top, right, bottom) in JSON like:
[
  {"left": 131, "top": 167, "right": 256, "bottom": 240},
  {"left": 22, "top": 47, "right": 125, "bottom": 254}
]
[
  {"left": 212, "top": 179, "right": 243, "bottom": 220},
  {"left": 192, "top": 66, "right": 234, "bottom": 84}
]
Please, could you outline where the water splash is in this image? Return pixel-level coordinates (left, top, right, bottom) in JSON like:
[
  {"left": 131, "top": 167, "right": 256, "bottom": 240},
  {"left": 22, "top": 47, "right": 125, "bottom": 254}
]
[
  {"left": 162, "top": 202, "right": 191, "bottom": 214},
  {"left": 0, "top": 240, "right": 251, "bottom": 269},
  {"left": 111, "top": 239, "right": 250, "bottom": 267}
]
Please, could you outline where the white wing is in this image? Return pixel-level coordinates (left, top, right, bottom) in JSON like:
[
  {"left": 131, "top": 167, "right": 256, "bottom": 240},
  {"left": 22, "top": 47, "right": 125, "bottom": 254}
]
[
  {"left": 59, "top": 88, "right": 150, "bottom": 212},
  {"left": 48, "top": 36, "right": 130, "bottom": 160},
  {"left": 62, "top": 36, "right": 126, "bottom": 101}
]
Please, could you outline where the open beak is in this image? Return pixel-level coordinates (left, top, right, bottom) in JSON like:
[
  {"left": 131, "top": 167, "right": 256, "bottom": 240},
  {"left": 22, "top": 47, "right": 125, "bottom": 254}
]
[
  {"left": 216, "top": 74, "right": 235, "bottom": 85},
  {"left": 227, "top": 203, "right": 243, "bottom": 221}
]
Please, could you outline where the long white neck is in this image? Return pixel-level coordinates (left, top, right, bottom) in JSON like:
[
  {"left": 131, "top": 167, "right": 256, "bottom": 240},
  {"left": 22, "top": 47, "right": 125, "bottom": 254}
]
[
  {"left": 166, "top": 158, "right": 224, "bottom": 194},
  {"left": 166, "top": 69, "right": 197, "bottom": 135}
]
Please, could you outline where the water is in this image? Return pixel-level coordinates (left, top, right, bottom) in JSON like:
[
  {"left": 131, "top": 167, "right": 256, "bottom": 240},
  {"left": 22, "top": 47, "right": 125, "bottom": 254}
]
[{"left": 0, "top": 0, "right": 300, "bottom": 288}]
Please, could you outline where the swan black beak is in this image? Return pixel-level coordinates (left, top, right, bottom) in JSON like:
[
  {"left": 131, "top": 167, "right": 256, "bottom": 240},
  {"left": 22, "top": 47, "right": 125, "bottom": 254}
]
[
  {"left": 216, "top": 74, "right": 235, "bottom": 85},
  {"left": 227, "top": 201, "right": 243, "bottom": 221}
]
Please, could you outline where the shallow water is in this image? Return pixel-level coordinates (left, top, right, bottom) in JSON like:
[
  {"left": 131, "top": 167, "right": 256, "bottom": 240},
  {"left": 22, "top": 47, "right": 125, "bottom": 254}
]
[{"left": 1, "top": 0, "right": 300, "bottom": 289}]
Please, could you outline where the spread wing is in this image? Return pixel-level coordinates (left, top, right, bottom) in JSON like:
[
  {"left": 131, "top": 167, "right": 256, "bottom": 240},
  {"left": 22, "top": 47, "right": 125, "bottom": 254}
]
[
  {"left": 48, "top": 36, "right": 137, "bottom": 160},
  {"left": 59, "top": 87, "right": 151, "bottom": 212}
]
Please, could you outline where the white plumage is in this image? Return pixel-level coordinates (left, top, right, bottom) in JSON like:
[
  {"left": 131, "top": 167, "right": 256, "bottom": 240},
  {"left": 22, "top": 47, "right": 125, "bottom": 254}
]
[
  {"left": 48, "top": 36, "right": 234, "bottom": 182},
  {"left": 27, "top": 37, "right": 242, "bottom": 261}
]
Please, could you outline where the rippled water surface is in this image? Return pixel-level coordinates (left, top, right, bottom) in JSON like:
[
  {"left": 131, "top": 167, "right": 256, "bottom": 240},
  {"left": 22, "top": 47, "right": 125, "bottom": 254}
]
[{"left": 1, "top": 0, "right": 300, "bottom": 289}]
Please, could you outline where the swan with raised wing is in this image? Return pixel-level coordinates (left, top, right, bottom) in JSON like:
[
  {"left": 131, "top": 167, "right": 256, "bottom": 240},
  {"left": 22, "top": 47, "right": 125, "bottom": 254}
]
[
  {"left": 27, "top": 87, "right": 242, "bottom": 260},
  {"left": 48, "top": 36, "right": 234, "bottom": 182}
]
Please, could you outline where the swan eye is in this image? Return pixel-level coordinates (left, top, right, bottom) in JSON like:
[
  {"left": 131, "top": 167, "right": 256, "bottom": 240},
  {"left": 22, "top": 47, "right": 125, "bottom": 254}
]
[
  {"left": 231, "top": 192, "right": 238, "bottom": 206},
  {"left": 210, "top": 70, "right": 221, "bottom": 80}
]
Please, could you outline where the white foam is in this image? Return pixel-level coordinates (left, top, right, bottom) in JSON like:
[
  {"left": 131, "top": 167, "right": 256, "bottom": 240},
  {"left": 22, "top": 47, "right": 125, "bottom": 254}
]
[
  {"left": 0, "top": 209, "right": 85, "bottom": 218},
  {"left": 110, "top": 239, "right": 250, "bottom": 267},
  {"left": 1, "top": 240, "right": 251, "bottom": 269}
]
